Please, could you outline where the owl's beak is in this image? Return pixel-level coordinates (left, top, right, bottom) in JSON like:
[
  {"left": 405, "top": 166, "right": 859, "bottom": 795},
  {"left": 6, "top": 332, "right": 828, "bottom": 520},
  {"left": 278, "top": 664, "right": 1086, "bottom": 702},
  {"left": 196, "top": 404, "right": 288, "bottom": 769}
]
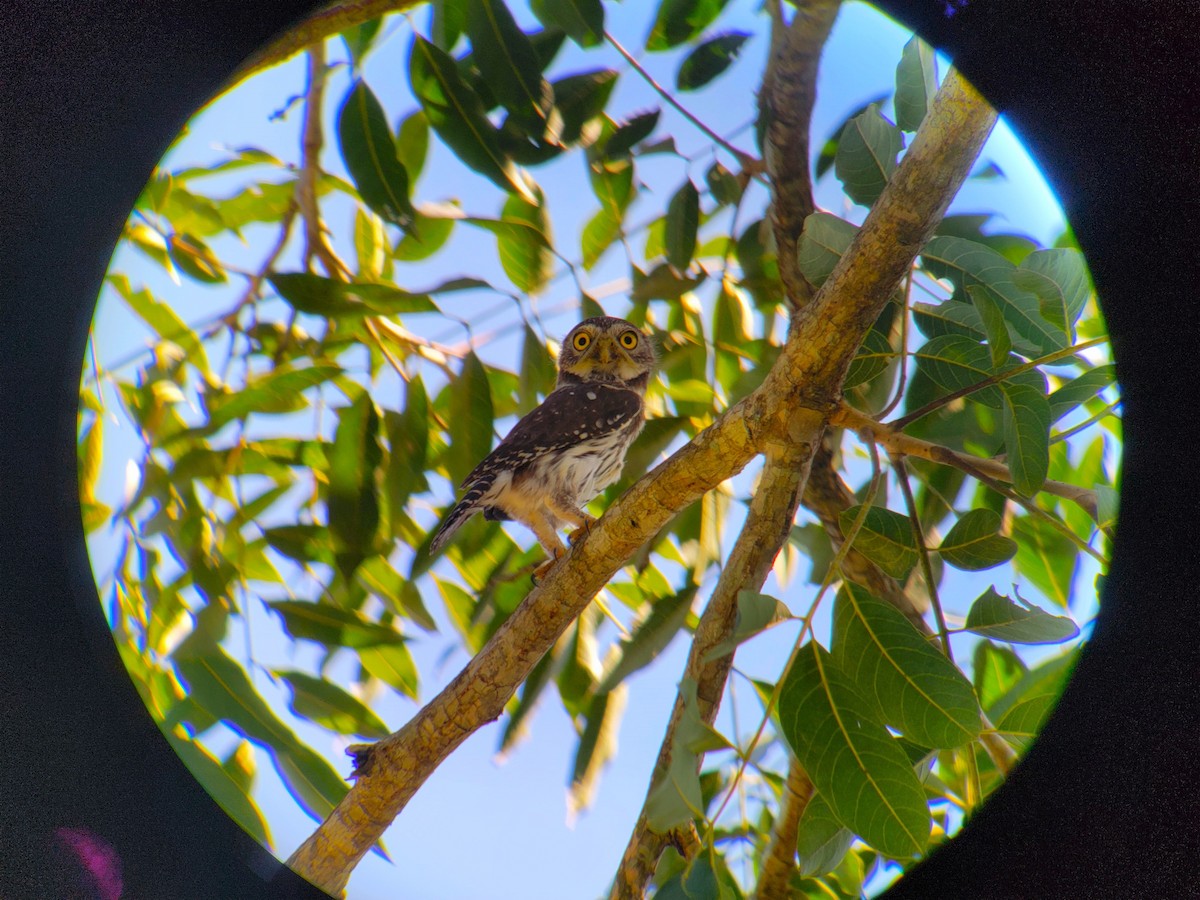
[{"left": 594, "top": 335, "right": 615, "bottom": 364}]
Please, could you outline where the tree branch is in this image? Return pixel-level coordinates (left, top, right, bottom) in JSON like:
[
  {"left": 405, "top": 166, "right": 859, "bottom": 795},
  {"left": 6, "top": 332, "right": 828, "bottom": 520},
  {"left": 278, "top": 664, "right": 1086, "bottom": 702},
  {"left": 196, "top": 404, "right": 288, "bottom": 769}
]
[
  {"left": 608, "top": 447, "right": 815, "bottom": 900},
  {"left": 285, "top": 65, "right": 996, "bottom": 895},
  {"left": 834, "top": 402, "right": 1101, "bottom": 525},
  {"left": 760, "top": 0, "right": 841, "bottom": 309},
  {"left": 754, "top": 757, "right": 815, "bottom": 900},
  {"left": 226, "top": 0, "right": 423, "bottom": 89}
]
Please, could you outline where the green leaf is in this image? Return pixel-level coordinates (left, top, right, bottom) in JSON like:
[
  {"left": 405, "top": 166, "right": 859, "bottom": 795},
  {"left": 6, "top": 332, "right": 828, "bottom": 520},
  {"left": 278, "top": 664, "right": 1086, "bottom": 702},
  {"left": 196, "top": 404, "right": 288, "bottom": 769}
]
[
  {"left": 796, "top": 791, "right": 855, "bottom": 877},
  {"left": 921, "top": 236, "right": 1069, "bottom": 354},
  {"left": 357, "top": 555, "right": 437, "bottom": 632},
  {"left": 834, "top": 104, "right": 903, "bottom": 207},
  {"left": 383, "top": 378, "right": 430, "bottom": 527},
  {"left": 337, "top": 80, "right": 417, "bottom": 232},
  {"left": 498, "top": 647, "right": 557, "bottom": 755},
  {"left": 409, "top": 35, "right": 534, "bottom": 201},
  {"left": 596, "top": 587, "right": 695, "bottom": 694},
  {"left": 972, "top": 640, "right": 1027, "bottom": 712},
  {"left": 938, "top": 508, "right": 1018, "bottom": 570},
  {"left": 495, "top": 187, "right": 553, "bottom": 293},
  {"left": 359, "top": 642, "right": 420, "bottom": 699},
  {"left": 518, "top": 323, "right": 558, "bottom": 412},
  {"left": 966, "top": 283, "right": 1012, "bottom": 369},
  {"left": 832, "top": 583, "right": 982, "bottom": 748},
  {"left": 552, "top": 68, "right": 618, "bottom": 144},
  {"left": 168, "top": 233, "right": 227, "bottom": 283},
  {"left": 1012, "top": 248, "right": 1092, "bottom": 341},
  {"left": 266, "top": 599, "right": 406, "bottom": 648},
  {"left": 777, "top": 642, "right": 931, "bottom": 858},
  {"left": 273, "top": 741, "right": 350, "bottom": 822},
  {"left": 568, "top": 685, "right": 628, "bottom": 817},
  {"left": 844, "top": 329, "right": 894, "bottom": 389},
  {"left": 202, "top": 362, "right": 342, "bottom": 433},
  {"left": 431, "top": 0, "right": 467, "bottom": 50},
  {"left": 269, "top": 273, "right": 436, "bottom": 317},
  {"left": 796, "top": 212, "right": 858, "bottom": 288},
  {"left": 839, "top": 505, "right": 918, "bottom": 580},
  {"left": 665, "top": 179, "right": 700, "bottom": 271},
  {"left": 582, "top": 206, "right": 621, "bottom": 269},
  {"left": 531, "top": 0, "right": 604, "bottom": 47},
  {"left": 1012, "top": 515, "right": 1078, "bottom": 607},
  {"left": 167, "top": 735, "right": 271, "bottom": 847},
  {"left": 644, "top": 678, "right": 710, "bottom": 831},
  {"left": 1000, "top": 381, "right": 1051, "bottom": 496},
  {"left": 276, "top": 669, "right": 390, "bottom": 739},
  {"left": 446, "top": 351, "right": 495, "bottom": 485},
  {"left": 108, "top": 275, "right": 210, "bottom": 375},
  {"left": 702, "top": 590, "right": 791, "bottom": 663},
  {"left": 465, "top": 0, "right": 555, "bottom": 135},
  {"left": 393, "top": 204, "right": 457, "bottom": 261},
  {"left": 914, "top": 334, "right": 1044, "bottom": 410},
  {"left": 395, "top": 109, "right": 430, "bottom": 185},
  {"left": 705, "top": 160, "right": 742, "bottom": 207},
  {"left": 646, "top": 0, "right": 732, "bottom": 51},
  {"left": 894, "top": 36, "right": 938, "bottom": 132},
  {"left": 630, "top": 263, "right": 705, "bottom": 302},
  {"left": 676, "top": 31, "right": 750, "bottom": 91},
  {"left": 328, "top": 390, "right": 383, "bottom": 575},
  {"left": 964, "top": 586, "right": 1080, "bottom": 644},
  {"left": 342, "top": 18, "right": 382, "bottom": 68},
  {"left": 603, "top": 109, "right": 660, "bottom": 160},
  {"left": 1047, "top": 364, "right": 1117, "bottom": 422}
]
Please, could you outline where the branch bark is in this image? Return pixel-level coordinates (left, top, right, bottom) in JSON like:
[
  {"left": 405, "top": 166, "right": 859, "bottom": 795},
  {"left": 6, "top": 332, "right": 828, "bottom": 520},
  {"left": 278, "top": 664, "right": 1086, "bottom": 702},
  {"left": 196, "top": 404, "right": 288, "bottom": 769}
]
[
  {"left": 608, "top": 447, "right": 815, "bottom": 900},
  {"left": 226, "top": 0, "right": 423, "bottom": 89},
  {"left": 286, "top": 66, "right": 996, "bottom": 895},
  {"left": 760, "top": 0, "right": 841, "bottom": 309},
  {"left": 834, "top": 402, "right": 1101, "bottom": 525},
  {"left": 754, "top": 757, "right": 815, "bottom": 900}
]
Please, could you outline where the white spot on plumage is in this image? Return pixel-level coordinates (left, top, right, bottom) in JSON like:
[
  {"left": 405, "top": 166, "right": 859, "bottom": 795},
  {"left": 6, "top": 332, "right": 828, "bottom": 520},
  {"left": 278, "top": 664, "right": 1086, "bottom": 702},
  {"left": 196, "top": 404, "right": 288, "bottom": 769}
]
[{"left": 586, "top": 391, "right": 597, "bottom": 400}]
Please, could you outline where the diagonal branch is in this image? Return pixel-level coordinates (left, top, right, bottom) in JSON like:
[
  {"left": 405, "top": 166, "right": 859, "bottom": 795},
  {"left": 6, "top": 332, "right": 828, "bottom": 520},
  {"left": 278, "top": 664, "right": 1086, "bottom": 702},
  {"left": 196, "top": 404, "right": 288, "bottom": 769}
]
[
  {"left": 760, "top": 0, "right": 841, "bottom": 309},
  {"left": 608, "top": 447, "right": 816, "bottom": 900},
  {"left": 285, "top": 65, "right": 996, "bottom": 895},
  {"left": 754, "top": 756, "right": 815, "bottom": 900}
]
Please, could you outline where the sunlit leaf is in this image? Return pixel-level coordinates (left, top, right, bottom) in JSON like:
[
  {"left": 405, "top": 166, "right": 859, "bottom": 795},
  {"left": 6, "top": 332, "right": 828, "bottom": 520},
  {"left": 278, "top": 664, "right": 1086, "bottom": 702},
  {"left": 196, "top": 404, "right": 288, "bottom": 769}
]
[
  {"left": 603, "top": 109, "right": 660, "bottom": 160},
  {"left": 894, "top": 35, "right": 937, "bottom": 132},
  {"left": 359, "top": 642, "right": 420, "bottom": 700},
  {"left": 496, "top": 187, "right": 554, "bottom": 293},
  {"left": 465, "top": 0, "right": 556, "bottom": 136},
  {"left": 832, "top": 584, "right": 982, "bottom": 748},
  {"left": 1012, "top": 515, "right": 1078, "bottom": 607},
  {"left": 328, "top": 390, "right": 383, "bottom": 576},
  {"left": 337, "top": 80, "right": 417, "bottom": 231},
  {"left": 844, "top": 329, "right": 894, "bottom": 389},
  {"left": 914, "top": 334, "right": 1045, "bottom": 410},
  {"left": 568, "top": 685, "right": 628, "bottom": 817},
  {"left": 1012, "top": 248, "right": 1092, "bottom": 342},
  {"left": 531, "top": 0, "right": 604, "bottom": 47},
  {"left": 839, "top": 504, "right": 918, "bottom": 580},
  {"left": 201, "top": 362, "right": 342, "bottom": 433},
  {"left": 1047, "top": 364, "right": 1117, "bottom": 421},
  {"left": 270, "top": 272, "right": 436, "bottom": 317},
  {"left": 796, "top": 212, "right": 858, "bottom": 288},
  {"left": 276, "top": 669, "right": 390, "bottom": 738},
  {"left": 966, "top": 283, "right": 1012, "bottom": 369},
  {"left": 395, "top": 109, "right": 430, "bottom": 185},
  {"left": 109, "top": 275, "right": 210, "bottom": 374},
  {"left": 409, "top": 35, "right": 535, "bottom": 200},
  {"left": 393, "top": 204, "right": 457, "bottom": 261},
  {"left": 796, "top": 791, "right": 855, "bottom": 877},
  {"left": 938, "top": 508, "right": 1018, "bottom": 570},
  {"left": 168, "top": 232, "right": 226, "bottom": 283},
  {"left": 168, "top": 734, "right": 271, "bottom": 847},
  {"left": 972, "top": 640, "right": 1027, "bottom": 712},
  {"left": 964, "top": 586, "right": 1080, "bottom": 644},
  {"left": 646, "top": 0, "right": 732, "bottom": 51},
  {"left": 266, "top": 599, "right": 406, "bottom": 648},
  {"left": 777, "top": 642, "right": 931, "bottom": 858},
  {"left": 552, "top": 68, "right": 618, "bottom": 143},
  {"left": 596, "top": 587, "right": 695, "bottom": 694},
  {"left": 676, "top": 31, "right": 750, "bottom": 91}
]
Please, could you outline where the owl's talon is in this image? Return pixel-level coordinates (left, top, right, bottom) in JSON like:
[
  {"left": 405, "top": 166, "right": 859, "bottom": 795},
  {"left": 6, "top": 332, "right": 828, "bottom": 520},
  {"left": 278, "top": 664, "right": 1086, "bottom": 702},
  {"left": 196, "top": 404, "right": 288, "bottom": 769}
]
[
  {"left": 568, "top": 514, "right": 598, "bottom": 546},
  {"left": 531, "top": 549, "right": 565, "bottom": 585}
]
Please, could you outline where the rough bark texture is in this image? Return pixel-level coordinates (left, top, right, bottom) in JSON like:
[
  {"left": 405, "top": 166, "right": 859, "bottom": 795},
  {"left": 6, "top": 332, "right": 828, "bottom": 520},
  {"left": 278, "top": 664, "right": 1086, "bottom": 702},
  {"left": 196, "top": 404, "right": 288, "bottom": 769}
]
[
  {"left": 760, "top": 0, "right": 841, "bottom": 309},
  {"left": 286, "top": 67, "right": 996, "bottom": 896},
  {"left": 608, "top": 448, "right": 815, "bottom": 900},
  {"left": 754, "top": 758, "right": 816, "bottom": 900}
]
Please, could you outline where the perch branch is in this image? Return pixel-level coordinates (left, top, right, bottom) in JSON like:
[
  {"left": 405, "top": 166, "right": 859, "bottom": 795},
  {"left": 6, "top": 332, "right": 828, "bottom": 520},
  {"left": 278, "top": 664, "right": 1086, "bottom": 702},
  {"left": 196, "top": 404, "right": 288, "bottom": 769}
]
[{"left": 286, "top": 65, "right": 996, "bottom": 895}]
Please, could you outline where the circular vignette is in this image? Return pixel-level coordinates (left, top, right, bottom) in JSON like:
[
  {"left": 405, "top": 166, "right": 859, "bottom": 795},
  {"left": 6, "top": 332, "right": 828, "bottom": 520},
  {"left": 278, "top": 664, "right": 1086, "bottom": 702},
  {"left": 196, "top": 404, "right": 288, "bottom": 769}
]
[{"left": 1, "top": 3, "right": 1197, "bottom": 900}]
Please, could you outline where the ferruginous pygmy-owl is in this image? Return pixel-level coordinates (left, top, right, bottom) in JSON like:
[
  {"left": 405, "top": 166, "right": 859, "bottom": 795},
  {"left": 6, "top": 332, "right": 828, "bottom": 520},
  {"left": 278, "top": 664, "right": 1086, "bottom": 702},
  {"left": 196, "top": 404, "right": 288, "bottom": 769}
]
[{"left": 429, "top": 316, "right": 657, "bottom": 577}]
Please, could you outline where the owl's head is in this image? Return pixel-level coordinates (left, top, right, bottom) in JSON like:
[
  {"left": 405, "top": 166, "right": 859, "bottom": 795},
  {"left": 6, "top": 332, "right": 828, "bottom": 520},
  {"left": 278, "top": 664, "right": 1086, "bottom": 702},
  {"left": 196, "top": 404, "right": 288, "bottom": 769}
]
[{"left": 556, "top": 316, "right": 656, "bottom": 393}]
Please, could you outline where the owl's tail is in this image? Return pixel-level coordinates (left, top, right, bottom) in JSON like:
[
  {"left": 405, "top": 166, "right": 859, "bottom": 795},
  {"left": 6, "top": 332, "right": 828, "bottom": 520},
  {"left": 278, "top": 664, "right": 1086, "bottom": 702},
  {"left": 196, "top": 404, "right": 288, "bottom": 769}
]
[{"left": 428, "top": 478, "right": 491, "bottom": 553}]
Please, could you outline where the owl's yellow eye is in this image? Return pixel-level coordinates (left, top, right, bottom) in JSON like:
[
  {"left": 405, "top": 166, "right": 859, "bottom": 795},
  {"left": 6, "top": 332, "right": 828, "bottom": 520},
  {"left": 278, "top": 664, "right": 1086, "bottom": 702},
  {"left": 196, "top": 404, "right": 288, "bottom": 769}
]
[
  {"left": 572, "top": 332, "right": 591, "bottom": 351},
  {"left": 619, "top": 331, "right": 639, "bottom": 349}
]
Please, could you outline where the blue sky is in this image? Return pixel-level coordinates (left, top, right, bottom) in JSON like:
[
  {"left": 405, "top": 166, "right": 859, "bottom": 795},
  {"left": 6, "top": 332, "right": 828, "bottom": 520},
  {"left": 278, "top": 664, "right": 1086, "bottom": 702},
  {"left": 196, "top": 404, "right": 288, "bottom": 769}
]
[{"left": 83, "top": 2, "right": 1101, "bottom": 898}]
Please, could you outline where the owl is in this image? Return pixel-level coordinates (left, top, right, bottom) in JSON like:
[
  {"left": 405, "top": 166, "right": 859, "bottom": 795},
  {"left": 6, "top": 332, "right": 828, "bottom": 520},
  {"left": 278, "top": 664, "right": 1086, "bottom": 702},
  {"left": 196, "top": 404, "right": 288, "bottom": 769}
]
[{"left": 429, "top": 316, "right": 657, "bottom": 578}]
